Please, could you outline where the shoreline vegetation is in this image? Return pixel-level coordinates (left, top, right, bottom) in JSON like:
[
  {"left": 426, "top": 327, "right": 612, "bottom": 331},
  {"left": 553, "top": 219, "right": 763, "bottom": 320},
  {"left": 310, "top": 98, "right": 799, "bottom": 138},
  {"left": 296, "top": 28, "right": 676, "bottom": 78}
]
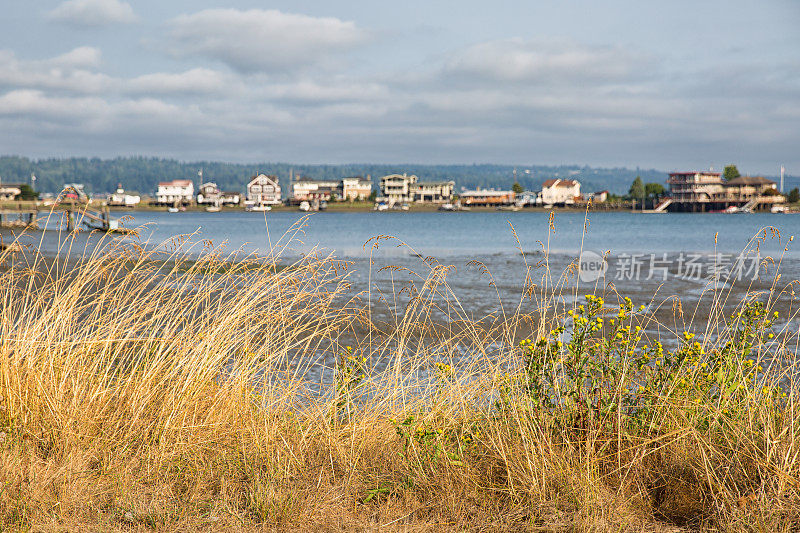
[{"left": 1, "top": 224, "right": 799, "bottom": 531}]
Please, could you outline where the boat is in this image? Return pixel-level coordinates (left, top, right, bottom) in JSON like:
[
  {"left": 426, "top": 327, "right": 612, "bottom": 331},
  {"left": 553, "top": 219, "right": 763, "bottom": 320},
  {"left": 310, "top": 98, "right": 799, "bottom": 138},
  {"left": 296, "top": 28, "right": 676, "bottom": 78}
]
[
  {"left": 168, "top": 207, "right": 179, "bottom": 213},
  {"left": 439, "top": 203, "right": 455, "bottom": 211},
  {"left": 374, "top": 202, "right": 388, "bottom": 211},
  {"left": 244, "top": 199, "right": 272, "bottom": 212},
  {"left": 772, "top": 205, "right": 786, "bottom": 213},
  {"left": 401, "top": 203, "right": 410, "bottom": 211},
  {"left": 205, "top": 205, "right": 221, "bottom": 212},
  {"left": 710, "top": 207, "right": 736, "bottom": 213},
  {"left": 299, "top": 201, "right": 311, "bottom": 212}
]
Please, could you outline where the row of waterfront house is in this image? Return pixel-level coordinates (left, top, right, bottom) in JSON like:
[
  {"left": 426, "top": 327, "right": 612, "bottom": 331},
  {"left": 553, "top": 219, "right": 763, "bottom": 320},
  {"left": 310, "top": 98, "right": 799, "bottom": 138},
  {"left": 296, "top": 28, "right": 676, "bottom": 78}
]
[
  {"left": 151, "top": 173, "right": 592, "bottom": 209},
  {"left": 154, "top": 174, "right": 370, "bottom": 209},
  {"left": 126, "top": 169, "right": 785, "bottom": 212}
]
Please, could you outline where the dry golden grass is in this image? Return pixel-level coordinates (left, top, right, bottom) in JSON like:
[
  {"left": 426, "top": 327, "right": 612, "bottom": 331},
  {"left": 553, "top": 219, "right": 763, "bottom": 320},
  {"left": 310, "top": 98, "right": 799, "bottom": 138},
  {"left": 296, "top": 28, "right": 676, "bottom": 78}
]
[{"left": 0, "top": 222, "right": 799, "bottom": 532}]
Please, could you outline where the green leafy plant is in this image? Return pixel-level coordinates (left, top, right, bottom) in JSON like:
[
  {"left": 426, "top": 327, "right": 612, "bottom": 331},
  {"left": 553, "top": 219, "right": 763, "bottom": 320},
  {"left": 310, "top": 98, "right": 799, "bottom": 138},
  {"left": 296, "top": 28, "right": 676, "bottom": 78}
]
[{"left": 333, "top": 346, "right": 367, "bottom": 421}]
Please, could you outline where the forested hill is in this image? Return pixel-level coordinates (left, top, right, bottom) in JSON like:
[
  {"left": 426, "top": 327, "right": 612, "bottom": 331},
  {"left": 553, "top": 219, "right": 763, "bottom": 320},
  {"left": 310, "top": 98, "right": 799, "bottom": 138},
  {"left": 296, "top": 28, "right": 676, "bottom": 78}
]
[{"left": 0, "top": 155, "right": 675, "bottom": 196}]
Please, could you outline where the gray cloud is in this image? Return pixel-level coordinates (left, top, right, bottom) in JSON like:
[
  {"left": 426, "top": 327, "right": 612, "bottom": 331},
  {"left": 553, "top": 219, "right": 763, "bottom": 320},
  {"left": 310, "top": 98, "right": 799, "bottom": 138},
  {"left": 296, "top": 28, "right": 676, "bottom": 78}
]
[
  {"left": 167, "top": 9, "right": 367, "bottom": 73},
  {"left": 48, "top": 0, "right": 138, "bottom": 27},
  {"left": 50, "top": 46, "right": 103, "bottom": 69},
  {"left": 0, "top": 48, "right": 114, "bottom": 94},
  {"left": 127, "top": 69, "right": 230, "bottom": 95},
  {"left": 444, "top": 38, "right": 650, "bottom": 84},
  {"left": 0, "top": 32, "right": 796, "bottom": 171}
]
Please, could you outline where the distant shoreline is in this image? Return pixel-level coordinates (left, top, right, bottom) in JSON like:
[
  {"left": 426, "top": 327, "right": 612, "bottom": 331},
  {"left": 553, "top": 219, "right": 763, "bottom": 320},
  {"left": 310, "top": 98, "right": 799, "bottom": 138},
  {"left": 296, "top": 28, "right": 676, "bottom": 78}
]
[{"left": 106, "top": 203, "right": 629, "bottom": 214}]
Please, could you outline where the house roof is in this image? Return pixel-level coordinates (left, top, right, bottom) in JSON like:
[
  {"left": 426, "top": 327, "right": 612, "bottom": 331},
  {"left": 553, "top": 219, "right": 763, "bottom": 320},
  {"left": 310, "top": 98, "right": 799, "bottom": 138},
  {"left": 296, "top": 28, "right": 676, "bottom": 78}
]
[
  {"left": 669, "top": 171, "right": 721, "bottom": 177},
  {"left": 295, "top": 178, "right": 338, "bottom": 185},
  {"left": 158, "top": 179, "right": 193, "bottom": 187},
  {"left": 725, "top": 176, "right": 775, "bottom": 187},
  {"left": 417, "top": 181, "right": 454, "bottom": 186},
  {"left": 460, "top": 189, "right": 514, "bottom": 197},
  {"left": 381, "top": 173, "right": 417, "bottom": 180},
  {"left": 248, "top": 174, "right": 279, "bottom": 185},
  {"left": 542, "top": 179, "right": 579, "bottom": 188}
]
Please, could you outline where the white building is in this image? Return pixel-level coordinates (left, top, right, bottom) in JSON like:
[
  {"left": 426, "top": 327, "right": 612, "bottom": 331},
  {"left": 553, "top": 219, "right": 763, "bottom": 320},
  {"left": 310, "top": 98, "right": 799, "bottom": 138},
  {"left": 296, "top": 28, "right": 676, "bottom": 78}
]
[
  {"left": 379, "top": 173, "right": 454, "bottom": 204},
  {"left": 157, "top": 179, "right": 194, "bottom": 205},
  {"left": 540, "top": 179, "right": 581, "bottom": 205},
  {"left": 380, "top": 173, "right": 417, "bottom": 204},
  {"left": 108, "top": 184, "right": 140, "bottom": 207},
  {"left": 197, "top": 182, "right": 221, "bottom": 205},
  {"left": 414, "top": 180, "right": 454, "bottom": 203},
  {"left": 340, "top": 176, "right": 373, "bottom": 201},
  {"left": 246, "top": 174, "right": 282, "bottom": 206},
  {"left": 0, "top": 184, "right": 23, "bottom": 202},
  {"left": 292, "top": 178, "right": 339, "bottom": 201},
  {"left": 220, "top": 191, "right": 241, "bottom": 206}
]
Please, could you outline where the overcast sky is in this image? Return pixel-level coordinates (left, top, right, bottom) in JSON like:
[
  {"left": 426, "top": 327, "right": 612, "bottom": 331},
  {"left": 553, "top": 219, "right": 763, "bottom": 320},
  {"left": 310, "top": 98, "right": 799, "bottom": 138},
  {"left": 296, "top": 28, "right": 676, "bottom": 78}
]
[{"left": 1, "top": 0, "right": 798, "bottom": 173}]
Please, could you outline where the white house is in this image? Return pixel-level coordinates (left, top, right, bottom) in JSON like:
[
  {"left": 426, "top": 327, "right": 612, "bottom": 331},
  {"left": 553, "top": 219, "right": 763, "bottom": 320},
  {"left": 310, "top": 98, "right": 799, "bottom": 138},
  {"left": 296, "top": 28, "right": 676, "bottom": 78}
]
[
  {"left": 156, "top": 179, "right": 194, "bottom": 205},
  {"left": 541, "top": 179, "right": 581, "bottom": 205},
  {"left": 414, "top": 180, "right": 454, "bottom": 203},
  {"left": 246, "top": 174, "right": 282, "bottom": 206},
  {"left": 380, "top": 173, "right": 417, "bottom": 204},
  {"left": 220, "top": 191, "right": 241, "bottom": 206},
  {"left": 340, "top": 176, "right": 373, "bottom": 201},
  {"left": 108, "top": 184, "right": 140, "bottom": 207},
  {"left": 292, "top": 178, "right": 339, "bottom": 201},
  {"left": 0, "top": 184, "right": 23, "bottom": 202},
  {"left": 379, "top": 173, "right": 454, "bottom": 204},
  {"left": 197, "top": 182, "right": 221, "bottom": 205}
]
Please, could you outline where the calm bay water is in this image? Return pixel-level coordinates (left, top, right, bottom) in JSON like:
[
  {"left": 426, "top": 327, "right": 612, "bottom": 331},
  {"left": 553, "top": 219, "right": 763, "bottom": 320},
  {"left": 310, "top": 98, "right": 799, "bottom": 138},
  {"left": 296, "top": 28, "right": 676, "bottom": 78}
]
[
  {"left": 102, "top": 210, "right": 800, "bottom": 259},
  {"left": 5, "top": 209, "right": 800, "bottom": 324}
]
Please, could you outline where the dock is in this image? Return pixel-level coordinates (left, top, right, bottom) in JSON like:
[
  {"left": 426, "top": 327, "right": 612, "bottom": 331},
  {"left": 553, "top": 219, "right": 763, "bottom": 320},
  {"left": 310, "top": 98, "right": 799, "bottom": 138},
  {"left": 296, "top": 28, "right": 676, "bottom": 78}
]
[
  {"left": 0, "top": 206, "right": 38, "bottom": 228},
  {"left": 0, "top": 202, "right": 132, "bottom": 233}
]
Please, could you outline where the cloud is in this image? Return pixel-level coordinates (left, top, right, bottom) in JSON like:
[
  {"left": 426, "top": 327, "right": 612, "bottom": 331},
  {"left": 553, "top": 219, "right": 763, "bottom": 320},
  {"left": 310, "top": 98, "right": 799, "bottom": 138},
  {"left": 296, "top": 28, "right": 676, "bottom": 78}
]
[
  {"left": 50, "top": 46, "right": 103, "bottom": 69},
  {"left": 127, "top": 68, "right": 229, "bottom": 95},
  {"left": 0, "top": 48, "right": 114, "bottom": 94},
  {"left": 48, "top": 0, "right": 137, "bottom": 27},
  {"left": 444, "top": 38, "right": 648, "bottom": 84},
  {"left": 0, "top": 89, "right": 108, "bottom": 121},
  {"left": 167, "top": 9, "right": 367, "bottom": 73}
]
